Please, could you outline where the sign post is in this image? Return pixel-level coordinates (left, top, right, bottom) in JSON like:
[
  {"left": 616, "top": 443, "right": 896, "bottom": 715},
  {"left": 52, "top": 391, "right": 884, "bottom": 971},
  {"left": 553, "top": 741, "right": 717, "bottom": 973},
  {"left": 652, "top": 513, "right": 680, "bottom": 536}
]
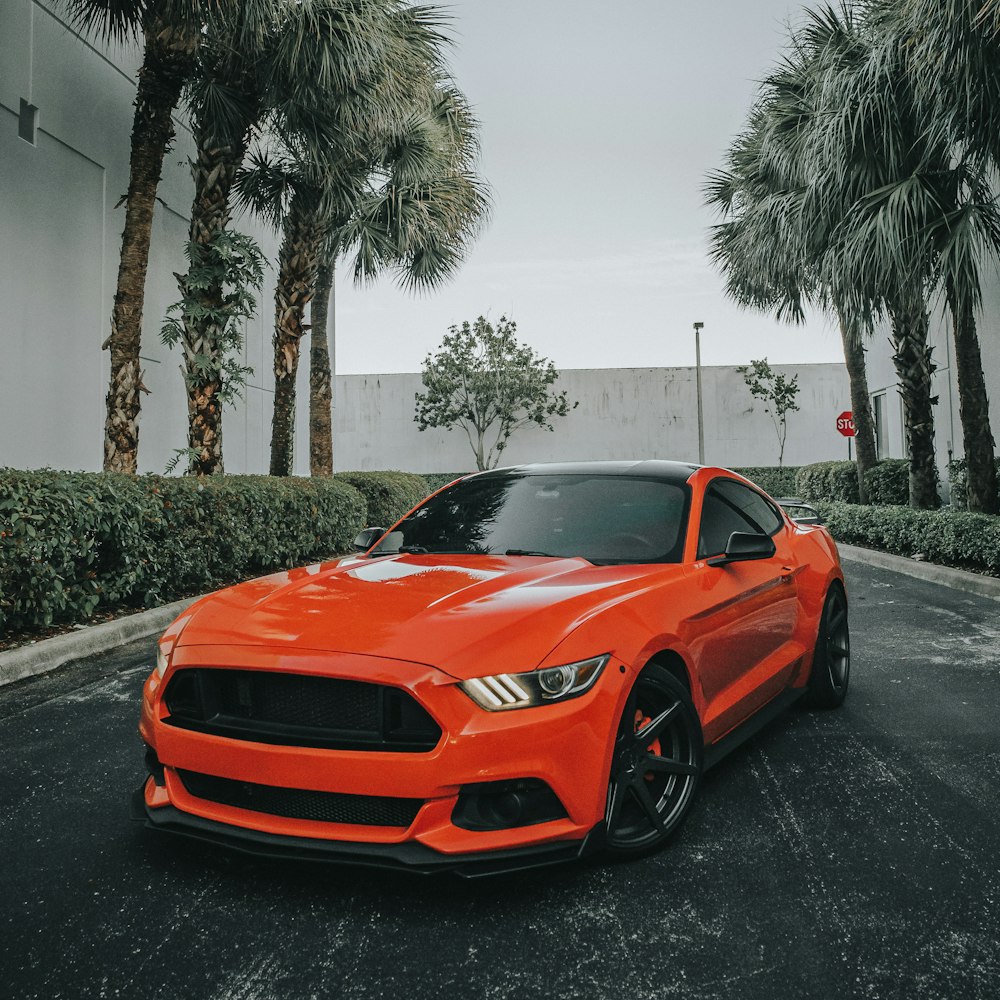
[{"left": 837, "top": 411, "right": 856, "bottom": 460}]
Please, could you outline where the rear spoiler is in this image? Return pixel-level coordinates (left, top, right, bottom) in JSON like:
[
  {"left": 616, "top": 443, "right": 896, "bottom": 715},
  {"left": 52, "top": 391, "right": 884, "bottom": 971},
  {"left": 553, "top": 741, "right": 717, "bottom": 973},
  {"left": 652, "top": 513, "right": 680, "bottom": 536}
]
[{"left": 774, "top": 497, "right": 824, "bottom": 526}]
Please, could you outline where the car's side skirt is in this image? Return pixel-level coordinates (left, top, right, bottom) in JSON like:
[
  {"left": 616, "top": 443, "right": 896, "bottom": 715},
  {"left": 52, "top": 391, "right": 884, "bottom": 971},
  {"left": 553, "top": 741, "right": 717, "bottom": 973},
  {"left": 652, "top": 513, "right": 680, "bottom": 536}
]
[{"left": 702, "top": 687, "right": 805, "bottom": 770}]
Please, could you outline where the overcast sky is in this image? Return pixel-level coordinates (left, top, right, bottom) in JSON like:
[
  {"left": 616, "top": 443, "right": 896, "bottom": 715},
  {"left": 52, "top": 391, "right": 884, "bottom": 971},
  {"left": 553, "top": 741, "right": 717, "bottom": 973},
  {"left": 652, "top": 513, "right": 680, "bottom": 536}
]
[{"left": 333, "top": 0, "right": 836, "bottom": 374}]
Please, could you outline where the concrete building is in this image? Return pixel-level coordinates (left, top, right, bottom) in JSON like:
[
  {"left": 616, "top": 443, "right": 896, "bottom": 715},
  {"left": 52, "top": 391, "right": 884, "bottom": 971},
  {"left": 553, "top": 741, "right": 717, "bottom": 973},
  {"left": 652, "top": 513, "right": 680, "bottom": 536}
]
[
  {"left": 864, "top": 294, "right": 1000, "bottom": 484},
  {"left": 0, "top": 1, "right": 280, "bottom": 475}
]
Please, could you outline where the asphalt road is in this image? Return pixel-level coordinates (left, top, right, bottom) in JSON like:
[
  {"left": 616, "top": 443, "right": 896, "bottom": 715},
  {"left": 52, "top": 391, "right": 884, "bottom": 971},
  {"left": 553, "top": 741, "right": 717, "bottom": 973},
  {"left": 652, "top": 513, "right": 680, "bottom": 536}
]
[{"left": 1, "top": 561, "right": 998, "bottom": 1000}]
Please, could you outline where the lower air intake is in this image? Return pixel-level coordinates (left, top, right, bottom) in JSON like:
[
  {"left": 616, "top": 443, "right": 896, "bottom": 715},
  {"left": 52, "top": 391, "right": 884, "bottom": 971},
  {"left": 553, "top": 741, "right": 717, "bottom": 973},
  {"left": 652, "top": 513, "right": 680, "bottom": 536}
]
[{"left": 177, "top": 770, "right": 424, "bottom": 828}]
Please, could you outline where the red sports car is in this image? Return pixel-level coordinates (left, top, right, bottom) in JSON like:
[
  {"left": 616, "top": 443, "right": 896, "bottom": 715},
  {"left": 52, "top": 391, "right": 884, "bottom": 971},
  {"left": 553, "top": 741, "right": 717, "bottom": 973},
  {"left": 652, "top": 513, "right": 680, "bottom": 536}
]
[{"left": 133, "top": 461, "right": 850, "bottom": 875}]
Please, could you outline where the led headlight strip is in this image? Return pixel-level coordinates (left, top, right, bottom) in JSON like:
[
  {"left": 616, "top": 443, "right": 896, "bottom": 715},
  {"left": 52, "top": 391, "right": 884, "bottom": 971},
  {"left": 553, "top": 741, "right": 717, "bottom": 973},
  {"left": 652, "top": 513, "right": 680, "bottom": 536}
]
[{"left": 460, "top": 654, "right": 610, "bottom": 711}]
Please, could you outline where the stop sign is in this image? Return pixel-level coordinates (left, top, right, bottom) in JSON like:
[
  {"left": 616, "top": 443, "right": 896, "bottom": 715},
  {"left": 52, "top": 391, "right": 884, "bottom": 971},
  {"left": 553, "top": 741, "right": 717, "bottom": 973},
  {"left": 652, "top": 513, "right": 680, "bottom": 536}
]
[{"left": 836, "top": 411, "right": 856, "bottom": 437}]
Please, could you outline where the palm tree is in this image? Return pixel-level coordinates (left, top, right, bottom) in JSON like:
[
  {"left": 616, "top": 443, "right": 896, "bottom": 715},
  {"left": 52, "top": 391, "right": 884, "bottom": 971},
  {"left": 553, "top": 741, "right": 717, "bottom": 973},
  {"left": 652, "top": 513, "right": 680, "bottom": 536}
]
[
  {"left": 864, "top": 0, "right": 1000, "bottom": 512},
  {"left": 175, "top": 0, "right": 425, "bottom": 474},
  {"left": 727, "top": 5, "right": 946, "bottom": 508},
  {"left": 66, "top": 1, "right": 214, "bottom": 474},
  {"left": 706, "top": 20, "right": 880, "bottom": 500},
  {"left": 310, "top": 83, "right": 490, "bottom": 476},
  {"left": 237, "top": 74, "right": 489, "bottom": 476}
]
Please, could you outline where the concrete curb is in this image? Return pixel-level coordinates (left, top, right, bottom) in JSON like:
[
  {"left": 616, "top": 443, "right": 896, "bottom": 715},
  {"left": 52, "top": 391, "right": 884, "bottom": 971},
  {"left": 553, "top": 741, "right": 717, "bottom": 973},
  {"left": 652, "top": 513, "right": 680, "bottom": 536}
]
[
  {"left": 838, "top": 544, "right": 1000, "bottom": 602},
  {"left": 0, "top": 596, "right": 199, "bottom": 689}
]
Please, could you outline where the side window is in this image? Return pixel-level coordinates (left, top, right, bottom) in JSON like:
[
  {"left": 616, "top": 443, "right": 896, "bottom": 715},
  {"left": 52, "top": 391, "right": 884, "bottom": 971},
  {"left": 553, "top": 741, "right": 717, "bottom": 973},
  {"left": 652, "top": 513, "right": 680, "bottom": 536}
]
[{"left": 698, "top": 480, "right": 782, "bottom": 558}]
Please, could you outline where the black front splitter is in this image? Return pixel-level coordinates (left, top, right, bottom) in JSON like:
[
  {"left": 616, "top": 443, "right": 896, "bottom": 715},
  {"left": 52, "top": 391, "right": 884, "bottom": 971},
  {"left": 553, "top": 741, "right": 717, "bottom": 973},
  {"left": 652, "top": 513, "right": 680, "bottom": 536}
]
[{"left": 131, "top": 788, "right": 605, "bottom": 878}]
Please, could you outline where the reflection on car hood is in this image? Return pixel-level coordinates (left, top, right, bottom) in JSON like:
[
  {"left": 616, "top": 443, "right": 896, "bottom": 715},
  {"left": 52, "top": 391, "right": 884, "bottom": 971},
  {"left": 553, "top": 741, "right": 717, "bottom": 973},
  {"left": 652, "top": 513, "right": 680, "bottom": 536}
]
[{"left": 175, "top": 553, "right": 686, "bottom": 680}]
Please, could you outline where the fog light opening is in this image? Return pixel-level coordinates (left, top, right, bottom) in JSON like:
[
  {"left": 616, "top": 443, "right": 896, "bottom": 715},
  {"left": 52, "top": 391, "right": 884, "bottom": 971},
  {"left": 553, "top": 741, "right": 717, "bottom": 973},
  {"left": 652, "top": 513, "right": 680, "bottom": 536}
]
[
  {"left": 143, "top": 744, "right": 165, "bottom": 787},
  {"left": 452, "top": 779, "right": 567, "bottom": 831}
]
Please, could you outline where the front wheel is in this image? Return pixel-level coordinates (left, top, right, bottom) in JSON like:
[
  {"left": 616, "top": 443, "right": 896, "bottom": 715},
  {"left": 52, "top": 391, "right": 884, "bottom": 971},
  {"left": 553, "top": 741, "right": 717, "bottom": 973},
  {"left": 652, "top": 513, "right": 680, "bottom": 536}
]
[
  {"left": 803, "top": 584, "right": 850, "bottom": 709},
  {"left": 605, "top": 667, "right": 703, "bottom": 858}
]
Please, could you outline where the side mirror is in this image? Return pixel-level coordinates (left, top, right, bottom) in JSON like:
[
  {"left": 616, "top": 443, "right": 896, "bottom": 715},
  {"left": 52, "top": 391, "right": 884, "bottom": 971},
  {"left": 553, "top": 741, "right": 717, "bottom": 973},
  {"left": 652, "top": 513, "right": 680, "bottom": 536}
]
[
  {"left": 353, "top": 527, "right": 385, "bottom": 553},
  {"left": 706, "top": 532, "right": 776, "bottom": 567}
]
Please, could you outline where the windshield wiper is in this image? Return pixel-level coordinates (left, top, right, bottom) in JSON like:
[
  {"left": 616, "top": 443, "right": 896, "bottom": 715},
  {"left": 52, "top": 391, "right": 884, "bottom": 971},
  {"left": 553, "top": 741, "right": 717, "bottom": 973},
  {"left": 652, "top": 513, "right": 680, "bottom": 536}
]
[
  {"left": 398, "top": 544, "right": 430, "bottom": 553},
  {"left": 504, "top": 548, "right": 557, "bottom": 557}
]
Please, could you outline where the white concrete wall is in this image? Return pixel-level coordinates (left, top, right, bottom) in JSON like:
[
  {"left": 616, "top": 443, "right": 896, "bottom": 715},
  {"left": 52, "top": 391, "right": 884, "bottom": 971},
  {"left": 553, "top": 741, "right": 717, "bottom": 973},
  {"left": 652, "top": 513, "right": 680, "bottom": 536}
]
[
  {"left": 0, "top": 1, "right": 280, "bottom": 475},
  {"left": 863, "top": 289, "right": 1000, "bottom": 489},
  {"left": 333, "top": 363, "right": 853, "bottom": 473}
]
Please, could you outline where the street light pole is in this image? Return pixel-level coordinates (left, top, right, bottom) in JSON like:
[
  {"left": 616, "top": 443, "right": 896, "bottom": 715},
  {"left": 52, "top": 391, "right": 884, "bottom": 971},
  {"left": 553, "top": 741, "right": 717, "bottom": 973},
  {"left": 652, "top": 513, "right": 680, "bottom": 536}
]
[{"left": 693, "top": 322, "right": 705, "bottom": 464}]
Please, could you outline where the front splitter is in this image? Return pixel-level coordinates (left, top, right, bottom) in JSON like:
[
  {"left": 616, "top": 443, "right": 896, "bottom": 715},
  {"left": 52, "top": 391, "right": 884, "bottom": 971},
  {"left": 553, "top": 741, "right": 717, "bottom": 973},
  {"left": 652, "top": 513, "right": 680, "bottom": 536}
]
[{"left": 131, "top": 788, "right": 605, "bottom": 878}]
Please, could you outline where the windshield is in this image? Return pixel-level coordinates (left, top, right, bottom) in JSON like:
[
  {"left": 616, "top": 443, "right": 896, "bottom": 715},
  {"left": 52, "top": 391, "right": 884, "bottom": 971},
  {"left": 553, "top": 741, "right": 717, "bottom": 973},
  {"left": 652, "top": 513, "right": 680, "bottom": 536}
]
[{"left": 375, "top": 473, "right": 690, "bottom": 565}]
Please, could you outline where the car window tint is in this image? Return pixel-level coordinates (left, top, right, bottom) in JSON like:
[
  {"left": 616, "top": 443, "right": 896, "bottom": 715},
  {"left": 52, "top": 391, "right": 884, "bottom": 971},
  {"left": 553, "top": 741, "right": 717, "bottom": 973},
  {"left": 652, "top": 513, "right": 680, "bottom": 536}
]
[
  {"left": 698, "top": 480, "right": 782, "bottom": 558},
  {"left": 384, "top": 474, "right": 690, "bottom": 564}
]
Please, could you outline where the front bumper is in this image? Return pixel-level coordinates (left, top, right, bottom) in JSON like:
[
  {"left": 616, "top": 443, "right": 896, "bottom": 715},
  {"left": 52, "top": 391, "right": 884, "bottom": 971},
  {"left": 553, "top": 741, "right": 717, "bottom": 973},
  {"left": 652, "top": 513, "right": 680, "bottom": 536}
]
[
  {"left": 131, "top": 788, "right": 606, "bottom": 877},
  {"left": 138, "top": 644, "right": 628, "bottom": 868}
]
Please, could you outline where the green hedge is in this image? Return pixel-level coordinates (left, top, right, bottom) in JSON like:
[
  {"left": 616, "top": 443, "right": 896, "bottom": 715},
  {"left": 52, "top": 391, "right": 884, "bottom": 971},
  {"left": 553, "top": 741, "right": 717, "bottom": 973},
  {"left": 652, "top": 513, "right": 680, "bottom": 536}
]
[
  {"left": 729, "top": 466, "right": 799, "bottom": 497},
  {"left": 948, "top": 458, "right": 1000, "bottom": 510},
  {"left": 817, "top": 500, "right": 1000, "bottom": 576},
  {"left": 0, "top": 471, "right": 368, "bottom": 635},
  {"left": 862, "top": 459, "right": 910, "bottom": 505},
  {"left": 335, "top": 471, "right": 428, "bottom": 528},
  {"left": 421, "top": 472, "right": 471, "bottom": 494},
  {"left": 796, "top": 461, "right": 861, "bottom": 504}
]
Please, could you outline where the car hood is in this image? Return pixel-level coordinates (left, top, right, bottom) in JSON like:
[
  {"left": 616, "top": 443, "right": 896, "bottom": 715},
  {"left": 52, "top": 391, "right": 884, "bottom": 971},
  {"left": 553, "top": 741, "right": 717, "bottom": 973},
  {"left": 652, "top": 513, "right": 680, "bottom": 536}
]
[{"left": 175, "top": 554, "right": 685, "bottom": 680}]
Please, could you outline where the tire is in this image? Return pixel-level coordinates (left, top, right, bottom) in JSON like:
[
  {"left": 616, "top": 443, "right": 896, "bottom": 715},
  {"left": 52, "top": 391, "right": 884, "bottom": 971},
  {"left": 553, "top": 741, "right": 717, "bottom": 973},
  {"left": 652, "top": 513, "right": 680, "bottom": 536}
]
[
  {"left": 604, "top": 666, "right": 703, "bottom": 859},
  {"left": 802, "top": 584, "right": 850, "bottom": 709}
]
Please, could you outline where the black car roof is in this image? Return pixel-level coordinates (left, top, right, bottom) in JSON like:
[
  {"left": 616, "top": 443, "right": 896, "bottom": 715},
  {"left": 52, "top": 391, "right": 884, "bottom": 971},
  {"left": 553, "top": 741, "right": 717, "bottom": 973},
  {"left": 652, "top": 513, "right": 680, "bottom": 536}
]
[{"left": 468, "top": 460, "right": 701, "bottom": 486}]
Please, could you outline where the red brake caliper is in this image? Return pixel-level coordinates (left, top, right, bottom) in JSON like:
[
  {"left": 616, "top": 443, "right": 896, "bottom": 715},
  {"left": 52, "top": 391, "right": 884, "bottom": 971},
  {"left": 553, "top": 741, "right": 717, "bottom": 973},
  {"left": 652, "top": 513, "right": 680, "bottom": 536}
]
[{"left": 634, "top": 710, "right": 662, "bottom": 782}]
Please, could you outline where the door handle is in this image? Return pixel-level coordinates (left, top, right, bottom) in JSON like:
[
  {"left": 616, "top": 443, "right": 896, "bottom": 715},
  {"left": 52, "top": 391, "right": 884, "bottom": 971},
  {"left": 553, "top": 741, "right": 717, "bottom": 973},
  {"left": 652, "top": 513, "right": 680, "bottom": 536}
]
[{"left": 780, "top": 565, "right": 795, "bottom": 583}]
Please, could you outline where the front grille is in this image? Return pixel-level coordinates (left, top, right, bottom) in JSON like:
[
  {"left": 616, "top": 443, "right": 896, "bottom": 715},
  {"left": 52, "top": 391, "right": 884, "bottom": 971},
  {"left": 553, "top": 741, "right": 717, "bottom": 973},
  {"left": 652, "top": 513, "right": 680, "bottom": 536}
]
[
  {"left": 178, "top": 770, "right": 423, "bottom": 828},
  {"left": 163, "top": 669, "right": 441, "bottom": 752}
]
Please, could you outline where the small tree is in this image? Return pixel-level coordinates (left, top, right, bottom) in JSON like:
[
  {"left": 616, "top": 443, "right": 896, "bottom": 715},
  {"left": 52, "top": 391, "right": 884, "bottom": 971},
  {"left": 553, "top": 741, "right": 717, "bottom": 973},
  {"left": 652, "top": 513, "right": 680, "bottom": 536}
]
[
  {"left": 415, "top": 316, "right": 577, "bottom": 471},
  {"left": 736, "top": 358, "right": 800, "bottom": 468}
]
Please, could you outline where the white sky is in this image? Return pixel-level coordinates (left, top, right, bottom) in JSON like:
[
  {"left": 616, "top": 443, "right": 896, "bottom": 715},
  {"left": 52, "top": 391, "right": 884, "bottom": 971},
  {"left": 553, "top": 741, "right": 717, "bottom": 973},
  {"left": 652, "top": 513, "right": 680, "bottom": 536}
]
[{"left": 333, "top": 0, "right": 839, "bottom": 374}]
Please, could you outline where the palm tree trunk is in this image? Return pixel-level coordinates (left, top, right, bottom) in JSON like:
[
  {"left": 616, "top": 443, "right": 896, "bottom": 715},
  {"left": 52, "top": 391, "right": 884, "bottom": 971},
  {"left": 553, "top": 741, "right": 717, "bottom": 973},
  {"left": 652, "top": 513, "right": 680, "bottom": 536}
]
[
  {"left": 104, "top": 16, "right": 197, "bottom": 473},
  {"left": 179, "top": 138, "right": 246, "bottom": 475},
  {"left": 270, "top": 195, "right": 322, "bottom": 476},
  {"left": 837, "top": 310, "right": 877, "bottom": 503},
  {"left": 309, "top": 261, "right": 335, "bottom": 477},
  {"left": 946, "top": 280, "right": 998, "bottom": 514},
  {"left": 889, "top": 298, "right": 940, "bottom": 509}
]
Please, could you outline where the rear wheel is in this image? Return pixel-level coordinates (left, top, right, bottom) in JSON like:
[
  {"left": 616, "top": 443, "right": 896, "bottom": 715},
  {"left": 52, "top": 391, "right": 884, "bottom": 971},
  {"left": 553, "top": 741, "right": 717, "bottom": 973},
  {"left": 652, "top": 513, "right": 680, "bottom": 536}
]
[
  {"left": 605, "top": 667, "right": 703, "bottom": 858},
  {"left": 803, "top": 584, "right": 850, "bottom": 709}
]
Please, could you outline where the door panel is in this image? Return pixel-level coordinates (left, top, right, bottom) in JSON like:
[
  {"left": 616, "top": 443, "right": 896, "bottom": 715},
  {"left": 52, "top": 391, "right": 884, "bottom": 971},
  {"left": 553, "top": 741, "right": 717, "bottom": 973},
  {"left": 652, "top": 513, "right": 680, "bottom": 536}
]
[{"left": 683, "top": 481, "right": 802, "bottom": 742}]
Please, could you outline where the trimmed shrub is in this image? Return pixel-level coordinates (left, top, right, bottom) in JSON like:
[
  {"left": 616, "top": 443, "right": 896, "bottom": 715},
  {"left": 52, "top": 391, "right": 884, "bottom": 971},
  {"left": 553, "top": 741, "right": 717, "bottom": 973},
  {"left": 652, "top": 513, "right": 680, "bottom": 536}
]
[
  {"left": 0, "top": 471, "right": 366, "bottom": 635},
  {"left": 421, "top": 472, "right": 472, "bottom": 494},
  {"left": 796, "top": 461, "right": 861, "bottom": 504},
  {"left": 730, "top": 466, "right": 800, "bottom": 497},
  {"left": 948, "top": 458, "right": 1000, "bottom": 510},
  {"left": 816, "top": 501, "right": 1000, "bottom": 576},
  {"left": 335, "top": 471, "right": 429, "bottom": 528},
  {"left": 862, "top": 459, "right": 910, "bottom": 505}
]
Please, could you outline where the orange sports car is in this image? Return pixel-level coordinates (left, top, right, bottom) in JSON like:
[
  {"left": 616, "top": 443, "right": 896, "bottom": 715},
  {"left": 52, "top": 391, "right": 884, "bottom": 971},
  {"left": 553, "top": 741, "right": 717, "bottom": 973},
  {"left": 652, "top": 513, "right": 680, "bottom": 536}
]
[{"left": 133, "top": 461, "right": 850, "bottom": 875}]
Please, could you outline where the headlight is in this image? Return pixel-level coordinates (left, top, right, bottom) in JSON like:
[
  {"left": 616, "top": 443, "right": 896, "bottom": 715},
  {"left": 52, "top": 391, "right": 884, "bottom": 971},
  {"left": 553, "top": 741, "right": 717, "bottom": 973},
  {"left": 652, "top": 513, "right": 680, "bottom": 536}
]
[
  {"left": 155, "top": 644, "right": 170, "bottom": 678},
  {"left": 460, "top": 654, "right": 609, "bottom": 711},
  {"left": 153, "top": 613, "right": 191, "bottom": 679}
]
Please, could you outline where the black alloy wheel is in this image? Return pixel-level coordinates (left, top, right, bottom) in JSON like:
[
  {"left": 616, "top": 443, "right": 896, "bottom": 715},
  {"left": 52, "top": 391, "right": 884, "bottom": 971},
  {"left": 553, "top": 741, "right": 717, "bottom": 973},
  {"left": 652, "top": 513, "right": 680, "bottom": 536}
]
[
  {"left": 605, "top": 666, "right": 703, "bottom": 857},
  {"left": 803, "top": 584, "right": 850, "bottom": 709}
]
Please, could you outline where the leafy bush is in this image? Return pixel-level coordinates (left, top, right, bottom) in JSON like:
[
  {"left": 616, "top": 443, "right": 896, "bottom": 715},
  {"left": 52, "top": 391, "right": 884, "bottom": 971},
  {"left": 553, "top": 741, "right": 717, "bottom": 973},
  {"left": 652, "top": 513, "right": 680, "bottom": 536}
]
[
  {"left": 0, "top": 471, "right": 366, "bottom": 635},
  {"left": 948, "top": 458, "right": 1000, "bottom": 510},
  {"left": 816, "top": 501, "right": 1000, "bottom": 576},
  {"left": 796, "top": 461, "right": 861, "bottom": 504},
  {"left": 862, "top": 459, "right": 910, "bottom": 505},
  {"left": 335, "top": 471, "right": 429, "bottom": 528},
  {"left": 730, "top": 466, "right": 800, "bottom": 497},
  {"left": 421, "top": 472, "right": 472, "bottom": 494}
]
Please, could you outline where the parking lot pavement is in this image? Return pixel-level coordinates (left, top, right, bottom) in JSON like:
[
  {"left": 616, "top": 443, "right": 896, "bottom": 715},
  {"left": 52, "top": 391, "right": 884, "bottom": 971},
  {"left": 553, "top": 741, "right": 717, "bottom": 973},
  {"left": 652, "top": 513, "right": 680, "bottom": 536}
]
[{"left": 1, "top": 561, "right": 998, "bottom": 1000}]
